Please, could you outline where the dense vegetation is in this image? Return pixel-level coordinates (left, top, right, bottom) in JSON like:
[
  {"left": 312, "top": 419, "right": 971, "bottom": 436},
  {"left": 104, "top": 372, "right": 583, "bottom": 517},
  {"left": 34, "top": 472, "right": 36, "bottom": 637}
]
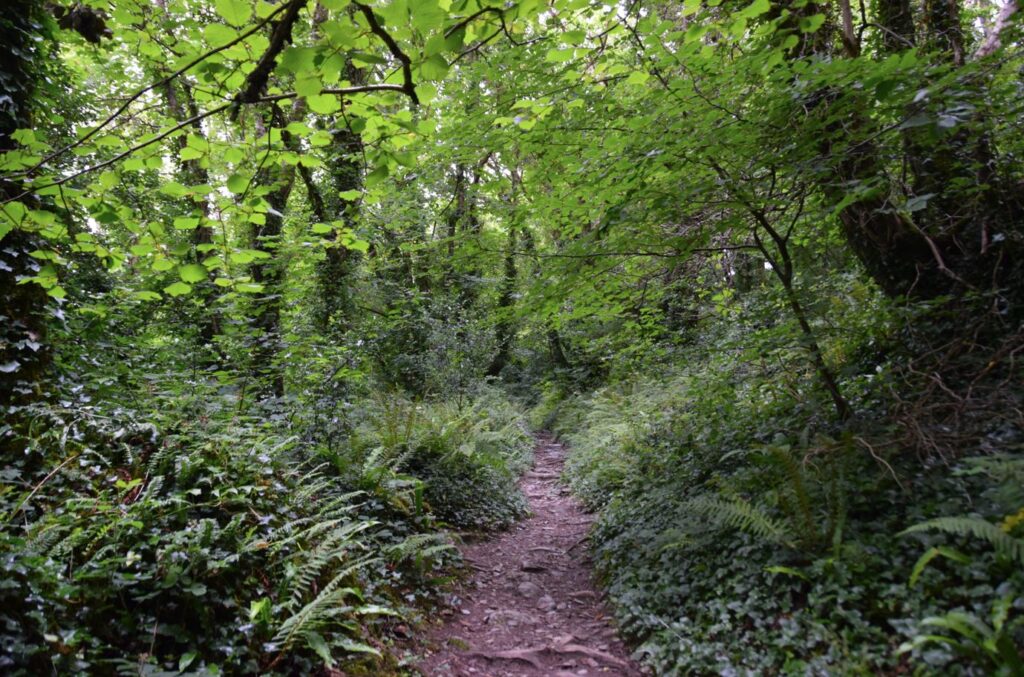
[{"left": 1, "top": 0, "right": 1022, "bottom": 674}]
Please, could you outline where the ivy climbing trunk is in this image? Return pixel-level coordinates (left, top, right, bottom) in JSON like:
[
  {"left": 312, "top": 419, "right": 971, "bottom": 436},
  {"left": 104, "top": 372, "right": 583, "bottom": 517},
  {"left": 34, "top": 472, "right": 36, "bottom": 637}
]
[
  {"left": 249, "top": 104, "right": 299, "bottom": 399},
  {"left": 311, "top": 92, "right": 363, "bottom": 335},
  {"left": 0, "top": 0, "right": 51, "bottom": 412},
  {"left": 487, "top": 224, "right": 518, "bottom": 377},
  {"left": 819, "top": 0, "right": 1024, "bottom": 311},
  {"left": 162, "top": 78, "right": 222, "bottom": 355}
]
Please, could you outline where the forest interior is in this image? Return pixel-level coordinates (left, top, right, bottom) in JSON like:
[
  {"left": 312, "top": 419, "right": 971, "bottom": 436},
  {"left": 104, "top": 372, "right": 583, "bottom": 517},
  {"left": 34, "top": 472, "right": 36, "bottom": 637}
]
[{"left": 1, "top": 0, "right": 1023, "bottom": 674}]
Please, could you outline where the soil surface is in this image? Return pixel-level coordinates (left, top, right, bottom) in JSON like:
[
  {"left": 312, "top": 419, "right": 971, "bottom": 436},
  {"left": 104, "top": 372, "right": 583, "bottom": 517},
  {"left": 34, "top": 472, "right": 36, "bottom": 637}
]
[{"left": 416, "top": 435, "right": 643, "bottom": 677}]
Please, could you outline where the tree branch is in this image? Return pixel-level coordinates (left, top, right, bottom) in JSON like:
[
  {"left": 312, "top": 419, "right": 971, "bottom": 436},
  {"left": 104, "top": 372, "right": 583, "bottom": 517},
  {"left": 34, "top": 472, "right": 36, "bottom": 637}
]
[
  {"left": 232, "top": 0, "right": 308, "bottom": 115},
  {"left": 975, "top": 0, "right": 1019, "bottom": 58},
  {"left": 353, "top": 3, "right": 419, "bottom": 105},
  {"left": 17, "top": 2, "right": 293, "bottom": 177}
]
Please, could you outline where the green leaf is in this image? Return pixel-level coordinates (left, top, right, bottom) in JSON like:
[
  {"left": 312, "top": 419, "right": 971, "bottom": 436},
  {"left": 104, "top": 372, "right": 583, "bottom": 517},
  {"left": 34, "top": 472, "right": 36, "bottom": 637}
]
[
  {"left": 799, "top": 13, "right": 825, "bottom": 32},
  {"left": 303, "top": 632, "right": 333, "bottom": 667},
  {"left": 178, "top": 264, "right": 208, "bottom": 283},
  {"left": 307, "top": 95, "right": 341, "bottom": 115},
  {"left": 163, "top": 281, "right": 193, "bottom": 297},
  {"left": 739, "top": 0, "right": 771, "bottom": 18},
  {"left": 178, "top": 651, "right": 198, "bottom": 673},
  {"left": 204, "top": 23, "right": 237, "bottom": 46},
  {"left": 365, "top": 164, "right": 390, "bottom": 188},
  {"left": 152, "top": 257, "right": 176, "bottom": 272},
  {"left": 227, "top": 174, "right": 249, "bottom": 194},
  {"left": 420, "top": 55, "right": 449, "bottom": 80},
  {"left": 215, "top": 0, "right": 252, "bottom": 26},
  {"left": 344, "top": 238, "right": 369, "bottom": 253},
  {"left": 295, "top": 75, "right": 323, "bottom": 97},
  {"left": 279, "top": 47, "right": 317, "bottom": 75},
  {"left": 173, "top": 216, "right": 201, "bottom": 230},
  {"left": 311, "top": 223, "right": 333, "bottom": 234},
  {"left": 545, "top": 48, "right": 574, "bottom": 62},
  {"left": 249, "top": 598, "right": 271, "bottom": 623}
]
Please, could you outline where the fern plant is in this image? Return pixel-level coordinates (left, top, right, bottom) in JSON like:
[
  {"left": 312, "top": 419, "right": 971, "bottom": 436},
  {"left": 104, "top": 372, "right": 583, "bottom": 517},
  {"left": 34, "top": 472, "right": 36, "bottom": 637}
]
[
  {"left": 901, "top": 515, "right": 1024, "bottom": 567},
  {"left": 683, "top": 494, "right": 795, "bottom": 547},
  {"left": 681, "top": 443, "right": 850, "bottom": 554},
  {"left": 900, "top": 510, "right": 1024, "bottom": 674},
  {"left": 898, "top": 597, "right": 1024, "bottom": 676}
]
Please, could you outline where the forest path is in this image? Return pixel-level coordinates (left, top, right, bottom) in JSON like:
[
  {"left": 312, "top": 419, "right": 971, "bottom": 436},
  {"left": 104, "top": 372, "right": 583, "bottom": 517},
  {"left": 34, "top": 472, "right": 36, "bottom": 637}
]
[{"left": 416, "top": 434, "right": 642, "bottom": 677}]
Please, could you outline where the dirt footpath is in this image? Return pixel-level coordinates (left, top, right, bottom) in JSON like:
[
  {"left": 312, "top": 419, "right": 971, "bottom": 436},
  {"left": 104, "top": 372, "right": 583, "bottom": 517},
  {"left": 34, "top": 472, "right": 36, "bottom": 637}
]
[{"left": 416, "top": 435, "right": 643, "bottom": 677}]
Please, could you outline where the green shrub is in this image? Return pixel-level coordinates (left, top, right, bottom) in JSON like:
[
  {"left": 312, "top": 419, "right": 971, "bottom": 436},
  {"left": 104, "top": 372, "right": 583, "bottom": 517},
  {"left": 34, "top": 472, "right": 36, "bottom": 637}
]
[
  {"left": 552, "top": 307, "right": 1024, "bottom": 674},
  {"left": 0, "top": 397, "right": 455, "bottom": 675},
  {"left": 343, "top": 386, "right": 532, "bottom": 531}
]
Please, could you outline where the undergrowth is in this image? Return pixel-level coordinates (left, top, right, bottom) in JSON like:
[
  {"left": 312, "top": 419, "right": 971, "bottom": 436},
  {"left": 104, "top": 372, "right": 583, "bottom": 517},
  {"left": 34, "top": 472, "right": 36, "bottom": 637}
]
[
  {"left": 0, "top": 383, "right": 532, "bottom": 674},
  {"left": 546, "top": 291, "right": 1024, "bottom": 675}
]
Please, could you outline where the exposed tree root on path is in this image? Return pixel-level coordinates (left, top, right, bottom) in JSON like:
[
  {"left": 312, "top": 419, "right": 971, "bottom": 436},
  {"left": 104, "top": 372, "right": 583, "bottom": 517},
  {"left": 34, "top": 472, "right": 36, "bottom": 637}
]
[{"left": 417, "top": 435, "right": 642, "bottom": 676}]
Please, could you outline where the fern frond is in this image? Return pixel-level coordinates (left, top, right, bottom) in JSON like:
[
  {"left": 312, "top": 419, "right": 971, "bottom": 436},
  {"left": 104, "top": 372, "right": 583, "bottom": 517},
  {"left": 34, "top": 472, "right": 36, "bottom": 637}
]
[
  {"left": 286, "top": 523, "right": 374, "bottom": 610},
  {"left": 901, "top": 516, "right": 1024, "bottom": 564},
  {"left": 684, "top": 494, "right": 794, "bottom": 547}
]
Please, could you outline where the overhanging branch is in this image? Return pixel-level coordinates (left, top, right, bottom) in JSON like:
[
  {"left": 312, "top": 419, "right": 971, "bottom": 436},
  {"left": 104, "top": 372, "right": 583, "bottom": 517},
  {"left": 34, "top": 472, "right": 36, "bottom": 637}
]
[{"left": 353, "top": 2, "right": 419, "bottom": 105}]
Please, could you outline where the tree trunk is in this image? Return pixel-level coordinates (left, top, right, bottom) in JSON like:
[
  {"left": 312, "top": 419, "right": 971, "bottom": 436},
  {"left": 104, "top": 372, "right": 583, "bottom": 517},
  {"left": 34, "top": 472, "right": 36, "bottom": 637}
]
[
  {"left": 310, "top": 58, "right": 364, "bottom": 335},
  {"left": 162, "top": 79, "right": 222, "bottom": 351},
  {"left": 249, "top": 104, "right": 298, "bottom": 399},
  {"left": 487, "top": 225, "right": 518, "bottom": 377},
  {"left": 1, "top": 0, "right": 51, "bottom": 411},
  {"left": 817, "top": 0, "right": 1023, "bottom": 311}
]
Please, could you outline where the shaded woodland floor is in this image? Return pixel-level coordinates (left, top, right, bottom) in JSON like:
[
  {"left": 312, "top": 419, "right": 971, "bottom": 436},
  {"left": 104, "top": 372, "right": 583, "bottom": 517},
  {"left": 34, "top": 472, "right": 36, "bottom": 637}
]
[{"left": 416, "top": 436, "right": 642, "bottom": 676}]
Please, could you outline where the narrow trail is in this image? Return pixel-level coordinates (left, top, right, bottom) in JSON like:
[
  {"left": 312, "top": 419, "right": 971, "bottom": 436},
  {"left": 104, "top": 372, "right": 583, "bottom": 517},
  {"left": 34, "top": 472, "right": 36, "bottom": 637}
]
[{"left": 417, "top": 435, "right": 642, "bottom": 677}]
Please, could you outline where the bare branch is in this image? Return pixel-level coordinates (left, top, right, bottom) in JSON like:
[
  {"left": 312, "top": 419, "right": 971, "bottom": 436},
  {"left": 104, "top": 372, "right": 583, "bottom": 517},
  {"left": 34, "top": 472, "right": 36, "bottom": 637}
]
[{"left": 353, "top": 3, "right": 420, "bottom": 105}]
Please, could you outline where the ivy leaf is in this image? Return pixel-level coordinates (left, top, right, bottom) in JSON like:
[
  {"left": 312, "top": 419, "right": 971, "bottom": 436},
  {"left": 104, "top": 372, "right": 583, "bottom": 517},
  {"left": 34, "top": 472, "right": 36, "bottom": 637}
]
[{"left": 178, "top": 652, "right": 198, "bottom": 673}]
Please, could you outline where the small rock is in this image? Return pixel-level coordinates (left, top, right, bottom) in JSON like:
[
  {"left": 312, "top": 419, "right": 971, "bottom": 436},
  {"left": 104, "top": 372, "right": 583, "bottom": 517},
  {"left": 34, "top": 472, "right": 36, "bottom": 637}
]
[
  {"left": 537, "top": 594, "right": 556, "bottom": 611},
  {"left": 517, "top": 581, "right": 542, "bottom": 598}
]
